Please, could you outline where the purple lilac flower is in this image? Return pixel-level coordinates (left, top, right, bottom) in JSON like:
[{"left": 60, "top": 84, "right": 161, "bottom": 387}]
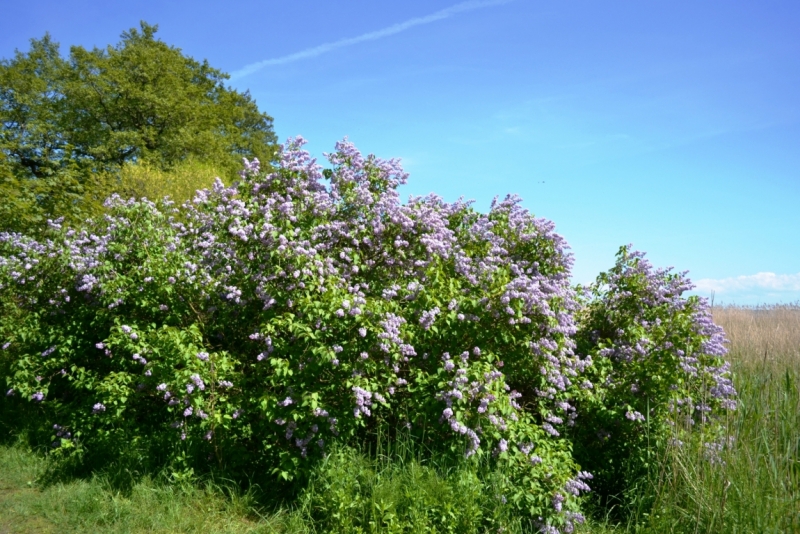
[
  {"left": 92, "top": 403, "right": 106, "bottom": 414},
  {"left": 353, "top": 387, "right": 373, "bottom": 418},
  {"left": 190, "top": 374, "right": 205, "bottom": 391},
  {"left": 552, "top": 493, "right": 565, "bottom": 512},
  {"left": 626, "top": 410, "right": 646, "bottom": 422},
  {"left": 542, "top": 423, "right": 560, "bottom": 437},
  {"left": 419, "top": 307, "right": 440, "bottom": 330},
  {"left": 196, "top": 351, "right": 209, "bottom": 361},
  {"left": 31, "top": 392, "right": 44, "bottom": 402}
]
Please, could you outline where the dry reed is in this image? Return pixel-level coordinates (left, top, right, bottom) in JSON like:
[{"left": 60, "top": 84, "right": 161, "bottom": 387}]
[{"left": 711, "top": 303, "right": 800, "bottom": 368}]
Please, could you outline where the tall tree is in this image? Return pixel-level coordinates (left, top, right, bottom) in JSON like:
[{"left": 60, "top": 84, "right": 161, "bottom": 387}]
[{"left": 0, "top": 22, "right": 278, "bottom": 233}]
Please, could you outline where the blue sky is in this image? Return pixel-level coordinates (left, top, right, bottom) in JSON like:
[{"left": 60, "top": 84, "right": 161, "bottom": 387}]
[{"left": 3, "top": 0, "right": 799, "bottom": 304}]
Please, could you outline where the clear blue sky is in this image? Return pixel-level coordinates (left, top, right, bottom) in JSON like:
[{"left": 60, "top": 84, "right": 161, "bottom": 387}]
[{"left": 3, "top": 0, "right": 799, "bottom": 305}]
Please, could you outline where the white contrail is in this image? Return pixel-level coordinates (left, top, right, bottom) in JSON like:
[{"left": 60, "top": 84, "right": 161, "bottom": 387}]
[{"left": 230, "top": 0, "right": 515, "bottom": 79}]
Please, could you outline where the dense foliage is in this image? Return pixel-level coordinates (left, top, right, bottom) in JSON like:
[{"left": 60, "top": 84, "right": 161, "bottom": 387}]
[
  {"left": 0, "top": 138, "right": 735, "bottom": 532},
  {"left": 0, "top": 22, "right": 277, "bottom": 234}
]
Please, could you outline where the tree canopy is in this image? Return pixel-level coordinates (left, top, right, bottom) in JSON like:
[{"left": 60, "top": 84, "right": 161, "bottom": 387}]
[{"left": 0, "top": 21, "right": 277, "bottom": 233}]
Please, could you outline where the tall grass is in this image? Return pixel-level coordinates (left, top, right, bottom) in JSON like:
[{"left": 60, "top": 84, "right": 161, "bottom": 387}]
[
  {"left": 714, "top": 303, "right": 800, "bottom": 365},
  {"left": 291, "top": 427, "right": 526, "bottom": 534},
  {"left": 594, "top": 304, "right": 800, "bottom": 533}
]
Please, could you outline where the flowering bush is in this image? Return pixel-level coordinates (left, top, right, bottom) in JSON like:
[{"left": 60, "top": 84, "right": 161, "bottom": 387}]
[
  {"left": 569, "top": 246, "right": 735, "bottom": 510},
  {"left": 0, "top": 138, "right": 735, "bottom": 532}
]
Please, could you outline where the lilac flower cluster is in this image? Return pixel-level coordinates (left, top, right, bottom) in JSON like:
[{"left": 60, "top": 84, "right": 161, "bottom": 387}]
[{"left": 578, "top": 245, "right": 736, "bottom": 428}]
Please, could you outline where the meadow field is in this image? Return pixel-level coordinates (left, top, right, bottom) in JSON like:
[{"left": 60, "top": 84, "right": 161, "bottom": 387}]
[{"left": 0, "top": 304, "right": 797, "bottom": 533}]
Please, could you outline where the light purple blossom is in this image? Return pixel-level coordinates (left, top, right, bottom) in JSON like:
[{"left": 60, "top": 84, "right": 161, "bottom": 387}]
[
  {"left": 625, "top": 410, "right": 645, "bottom": 422},
  {"left": 190, "top": 374, "right": 205, "bottom": 391},
  {"left": 353, "top": 387, "right": 373, "bottom": 418}
]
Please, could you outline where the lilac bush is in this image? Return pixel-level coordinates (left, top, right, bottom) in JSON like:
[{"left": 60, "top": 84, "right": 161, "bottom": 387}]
[
  {"left": 0, "top": 138, "right": 735, "bottom": 532},
  {"left": 570, "top": 246, "right": 736, "bottom": 509}
]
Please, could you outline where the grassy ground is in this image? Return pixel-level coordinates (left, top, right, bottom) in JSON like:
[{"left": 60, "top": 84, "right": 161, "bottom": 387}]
[
  {"left": 1, "top": 305, "right": 798, "bottom": 533},
  {"left": 0, "top": 443, "right": 294, "bottom": 533}
]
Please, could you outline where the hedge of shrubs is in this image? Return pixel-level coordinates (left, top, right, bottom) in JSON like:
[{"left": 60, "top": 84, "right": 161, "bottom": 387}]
[{"left": 0, "top": 137, "right": 736, "bottom": 532}]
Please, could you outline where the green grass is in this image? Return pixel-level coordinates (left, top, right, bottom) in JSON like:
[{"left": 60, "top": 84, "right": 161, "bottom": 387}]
[
  {"left": 0, "top": 442, "right": 301, "bottom": 533},
  {"left": 0, "top": 433, "right": 548, "bottom": 534},
  {"left": 291, "top": 435, "right": 530, "bottom": 534}
]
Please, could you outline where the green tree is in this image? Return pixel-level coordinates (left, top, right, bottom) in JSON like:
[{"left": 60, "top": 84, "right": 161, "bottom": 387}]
[{"left": 0, "top": 21, "right": 277, "bottom": 233}]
